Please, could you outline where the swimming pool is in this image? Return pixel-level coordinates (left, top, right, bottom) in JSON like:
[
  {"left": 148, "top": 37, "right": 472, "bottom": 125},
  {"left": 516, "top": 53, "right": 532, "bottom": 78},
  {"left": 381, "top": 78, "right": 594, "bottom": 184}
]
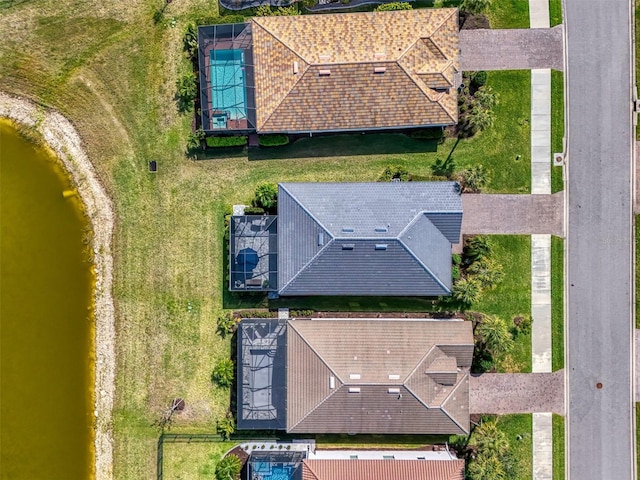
[{"left": 210, "top": 49, "right": 247, "bottom": 124}]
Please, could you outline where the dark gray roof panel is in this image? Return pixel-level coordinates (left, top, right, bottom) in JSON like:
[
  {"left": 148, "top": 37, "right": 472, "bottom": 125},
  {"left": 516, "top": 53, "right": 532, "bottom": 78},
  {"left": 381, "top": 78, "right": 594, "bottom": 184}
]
[
  {"left": 279, "top": 239, "right": 450, "bottom": 296},
  {"left": 424, "top": 212, "right": 463, "bottom": 244},
  {"left": 399, "top": 215, "right": 452, "bottom": 290},
  {"left": 279, "top": 182, "right": 462, "bottom": 238},
  {"left": 278, "top": 186, "right": 331, "bottom": 289}
]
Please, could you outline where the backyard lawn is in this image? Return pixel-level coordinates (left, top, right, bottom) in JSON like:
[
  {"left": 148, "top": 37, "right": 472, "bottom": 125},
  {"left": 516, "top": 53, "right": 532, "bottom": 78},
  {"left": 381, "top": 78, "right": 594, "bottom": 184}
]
[{"left": 0, "top": 1, "right": 537, "bottom": 477}]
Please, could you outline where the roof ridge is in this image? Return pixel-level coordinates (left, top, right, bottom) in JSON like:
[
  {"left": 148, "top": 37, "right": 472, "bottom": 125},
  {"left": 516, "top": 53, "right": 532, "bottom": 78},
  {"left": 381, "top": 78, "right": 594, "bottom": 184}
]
[
  {"left": 396, "top": 46, "right": 438, "bottom": 103},
  {"left": 251, "top": 22, "right": 310, "bottom": 130},
  {"left": 426, "top": 7, "right": 457, "bottom": 38},
  {"left": 287, "top": 321, "right": 343, "bottom": 431},
  {"left": 397, "top": 219, "right": 451, "bottom": 294},
  {"left": 440, "top": 373, "right": 470, "bottom": 434},
  {"left": 278, "top": 185, "right": 334, "bottom": 293},
  {"left": 301, "top": 460, "right": 321, "bottom": 480}
]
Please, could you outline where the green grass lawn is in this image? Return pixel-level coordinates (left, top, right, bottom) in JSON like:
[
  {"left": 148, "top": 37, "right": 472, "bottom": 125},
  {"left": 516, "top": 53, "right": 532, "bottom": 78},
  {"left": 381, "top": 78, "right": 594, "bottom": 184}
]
[
  {"left": 636, "top": 0, "right": 640, "bottom": 140},
  {"left": 551, "top": 70, "right": 565, "bottom": 193},
  {"left": 0, "top": 1, "right": 535, "bottom": 477},
  {"left": 553, "top": 414, "right": 565, "bottom": 480},
  {"left": 636, "top": 217, "right": 640, "bottom": 328},
  {"left": 162, "top": 441, "right": 237, "bottom": 480},
  {"left": 316, "top": 434, "right": 449, "bottom": 449},
  {"left": 551, "top": 236, "right": 564, "bottom": 371},
  {"left": 487, "top": 0, "right": 530, "bottom": 29},
  {"left": 549, "top": 0, "right": 562, "bottom": 26},
  {"left": 495, "top": 414, "right": 533, "bottom": 478}
]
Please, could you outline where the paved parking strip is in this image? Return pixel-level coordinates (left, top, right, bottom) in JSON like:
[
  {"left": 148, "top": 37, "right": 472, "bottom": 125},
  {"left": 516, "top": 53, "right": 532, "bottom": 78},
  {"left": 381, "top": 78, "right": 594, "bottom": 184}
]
[
  {"left": 461, "top": 193, "right": 564, "bottom": 237},
  {"left": 459, "top": 26, "right": 564, "bottom": 72},
  {"left": 469, "top": 371, "right": 564, "bottom": 415}
]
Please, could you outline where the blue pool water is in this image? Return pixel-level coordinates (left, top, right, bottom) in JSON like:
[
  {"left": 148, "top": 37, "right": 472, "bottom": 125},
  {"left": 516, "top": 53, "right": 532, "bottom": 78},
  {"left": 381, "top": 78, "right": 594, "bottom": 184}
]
[
  {"left": 210, "top": 49, "right": 247, "bottom": 124},
  {"left": 253, "top": 462, "right": 295, "bottom": 480}
]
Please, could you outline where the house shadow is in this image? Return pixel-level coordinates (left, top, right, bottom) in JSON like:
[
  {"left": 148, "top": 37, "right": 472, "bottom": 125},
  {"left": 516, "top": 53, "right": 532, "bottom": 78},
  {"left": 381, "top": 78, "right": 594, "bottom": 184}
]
[
  {"left": 248, "top": 132, "right": 439, "bottom": 161},
  {"left": 190, "top": 145, "right": 248, "bottom": 161}
]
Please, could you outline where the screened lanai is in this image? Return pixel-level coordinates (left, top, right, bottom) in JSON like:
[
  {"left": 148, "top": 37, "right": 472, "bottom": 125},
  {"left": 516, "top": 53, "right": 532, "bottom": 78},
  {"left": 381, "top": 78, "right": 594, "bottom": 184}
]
[
  {"left": 197, "top": 23, "right": 257, "bottom": 132},
  {"left": 237, "top": 320, "right": 287, "bottom": 430}
]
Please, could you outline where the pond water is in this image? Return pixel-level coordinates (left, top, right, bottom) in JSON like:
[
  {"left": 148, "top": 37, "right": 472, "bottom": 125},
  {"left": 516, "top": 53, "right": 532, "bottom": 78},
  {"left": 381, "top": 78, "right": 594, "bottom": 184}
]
[{"left": 0, "top": 120, "right": 94, "bottom": 479}]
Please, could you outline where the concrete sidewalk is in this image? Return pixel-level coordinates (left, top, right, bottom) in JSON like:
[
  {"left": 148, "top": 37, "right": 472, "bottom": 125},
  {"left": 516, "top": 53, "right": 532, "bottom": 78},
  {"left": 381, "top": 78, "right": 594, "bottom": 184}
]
[{"left": 460, "top": 26, "right": 564, "bottom": 71}]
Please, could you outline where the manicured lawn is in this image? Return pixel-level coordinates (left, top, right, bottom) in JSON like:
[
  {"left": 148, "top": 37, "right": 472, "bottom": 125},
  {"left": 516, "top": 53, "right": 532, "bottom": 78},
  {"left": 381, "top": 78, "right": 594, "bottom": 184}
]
[
  {"left": 495, "top": 414, "right": 533, "bottom": 478},
  {"left": 637, "top": 404, "right": 640, "bottom": 475},
  {"left": 0, "top": 1, "right": 534, "bottom": 476},
  {"left": 551, "top": 236, "right": 564, "bottom": 371},
  {"left": 487, "top": 0, "right": 530, "bottom": 29},
  {"left": 162, "top": 441, "right": 237, "bottom": 480},
  {"left": 551, "top": 70, "right": 565, "bottom": 193},
  {"left": 553, "top": 414, "right": 565, "bottom": 480},
  {"left": 549, "top": 0, "right": 562, "bottom": 27},
  {"left": 316, "top": 434, "right": 449, "bottom": 449}
]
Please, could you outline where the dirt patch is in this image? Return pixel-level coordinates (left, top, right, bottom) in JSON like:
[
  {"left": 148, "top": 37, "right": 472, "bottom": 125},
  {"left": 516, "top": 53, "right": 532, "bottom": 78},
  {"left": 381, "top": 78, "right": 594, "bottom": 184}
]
[{"left": 0, "top": 92, "right": 116, "bottom": 480}]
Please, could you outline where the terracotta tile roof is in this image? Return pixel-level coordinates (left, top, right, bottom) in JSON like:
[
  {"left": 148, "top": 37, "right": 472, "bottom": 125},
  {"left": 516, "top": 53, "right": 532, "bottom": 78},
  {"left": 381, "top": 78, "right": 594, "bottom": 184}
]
[
  {"left": 251, "top": 9, "right": 459, "bottom": 133},
  {"left": 302, "top": 459, "right": 465, "bottom": 480},
  {"left": 286, "top": 319, "right": 473, "bottom": 434}
]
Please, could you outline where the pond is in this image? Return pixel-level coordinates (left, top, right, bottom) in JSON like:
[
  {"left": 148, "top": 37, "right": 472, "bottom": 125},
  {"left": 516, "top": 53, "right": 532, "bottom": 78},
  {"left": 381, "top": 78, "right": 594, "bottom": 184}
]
[{"left": 0, "top": 120, "right": 94, "bottom": 479}]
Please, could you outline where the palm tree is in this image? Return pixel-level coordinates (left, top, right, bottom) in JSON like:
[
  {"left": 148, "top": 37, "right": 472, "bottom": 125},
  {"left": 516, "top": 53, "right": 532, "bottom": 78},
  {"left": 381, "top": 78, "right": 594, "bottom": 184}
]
[
  {"left": 253, "top": 183, "right": 278, "bottom": 212},
  {"left": 467, "top": 106, "right": 495, "bottom": 132},
  {"left": 215, "top": 454, "right": 242, "bottom": 480},
  {"left": 477, "top": 315, "right": 514, "bottom": 356},
  {"left": 474, "top": 421, "right": 510, "bottom": 456},
  {"left": 468, "top": 452, "right": 507, "bottom": 480},
  {"left": 452, "top": 277, "right": 482, "bottom": 305},
  {"left": 468, "top": 258, "right": 504, "bottom": 289},
  {"left": 212, "top": 358, "right": 235, "bottom": 388}
]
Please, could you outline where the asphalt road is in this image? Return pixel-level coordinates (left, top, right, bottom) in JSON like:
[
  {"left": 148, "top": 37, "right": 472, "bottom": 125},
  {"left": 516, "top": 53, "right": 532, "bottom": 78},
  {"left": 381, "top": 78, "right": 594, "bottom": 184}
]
[{"left": 565, "top": 0, "right": 636, "bottom": 478}]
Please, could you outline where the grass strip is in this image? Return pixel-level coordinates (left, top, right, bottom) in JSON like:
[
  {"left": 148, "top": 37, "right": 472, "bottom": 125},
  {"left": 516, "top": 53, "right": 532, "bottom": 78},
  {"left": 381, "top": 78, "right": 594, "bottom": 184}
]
[
  {"left": 553, "top": 414, "right": 565, "bottom": 480},
  {"left": 551, "top": 236, "right": 564, "bottom": 371},
  {"left": 551, "top": 70, "right": 565, "bottom": 193}
]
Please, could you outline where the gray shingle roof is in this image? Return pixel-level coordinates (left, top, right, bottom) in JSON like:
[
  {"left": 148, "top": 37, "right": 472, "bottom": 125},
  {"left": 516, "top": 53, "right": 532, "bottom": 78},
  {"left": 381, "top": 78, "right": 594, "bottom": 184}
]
[{"left": 277, "top": 182, "right": 462, "bottom": 296}]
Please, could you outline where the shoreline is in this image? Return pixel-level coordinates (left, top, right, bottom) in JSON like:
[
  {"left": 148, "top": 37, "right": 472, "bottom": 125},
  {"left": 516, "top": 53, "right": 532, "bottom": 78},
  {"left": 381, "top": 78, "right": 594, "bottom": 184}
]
[{"left": 0, "top": 93, "right": 116, "bottom": 480}]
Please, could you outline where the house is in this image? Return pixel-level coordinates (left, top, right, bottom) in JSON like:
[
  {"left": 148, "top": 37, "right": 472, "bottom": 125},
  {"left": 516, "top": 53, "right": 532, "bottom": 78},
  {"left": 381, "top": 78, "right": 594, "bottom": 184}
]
[
  {"left": 229, "top": 182, "right": 463, "bottom": 296},
  {"left": 197, "top": 9, "right": 459, "bottom": 134},
  {"left": 237, "top": 318, "right": 474, "bottom": 435},
  {"left": 300, "top": 458, "right": 465, "bottom": 480}
]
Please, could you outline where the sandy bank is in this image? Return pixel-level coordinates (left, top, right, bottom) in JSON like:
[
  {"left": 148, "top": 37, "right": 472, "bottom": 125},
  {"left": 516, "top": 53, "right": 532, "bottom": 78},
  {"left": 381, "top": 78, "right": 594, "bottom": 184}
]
[{"left": 0, "top": 92, "right": 115, "bottom": 480}]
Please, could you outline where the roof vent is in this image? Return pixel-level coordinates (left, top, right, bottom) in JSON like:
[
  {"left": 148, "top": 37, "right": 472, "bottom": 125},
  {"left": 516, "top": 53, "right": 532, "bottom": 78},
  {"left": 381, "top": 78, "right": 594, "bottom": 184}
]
[
  {"left": 319, "top": 54, "right": 330, "bottom": 61},
  {"left": 329, "top": 376, "right": 335, "bottom": 389},
  {"left": 319, "top": 69, "right": 331, "bottom": 76},
  {"left": 375, "top": 227, "right": 388, "bottom": 233},
  {"left": 293, "top": 61, "right": 299, "bottom": 75},
  {"left": 388, "top": 374, "right": 400, "bottom": 380},
  {"left": 342, "top": 244, "right": 355, "bottom": 250},
  {"left": 374, "top": 52, "right": 385, "bottom": 58},
  {"left": 348, "top": 387, "right": 361, "bottom": 393},
  {"left": 375, "top": 244, "right": 388, "bottom": 251},
  {"left": 388, "top": 388, "right": 401, "bottom": 394},
  {"left": 349, "top": 373, "right": 361, "bottom": 380},
  {"left": 318, "top": 232, "right": 324, "bottom": 246},
  {"left": 374, "top": 67, "right": 387, "bottom": 74}
]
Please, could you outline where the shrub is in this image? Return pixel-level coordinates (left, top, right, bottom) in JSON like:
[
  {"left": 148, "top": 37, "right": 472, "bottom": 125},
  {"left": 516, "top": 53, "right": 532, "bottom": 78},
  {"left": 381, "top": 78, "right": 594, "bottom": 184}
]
[
  {"left": 212, "top": 358, "right": 235, "bottom": 388},
  {"left": 375, "top": 2, "right": 412, "bottom": 11},
  {"left": 461, "top": 0, "right": 491, "bottom": 14},
  {"left": 467, "top": 451, "right": 506, "bottom": 480},
  {"left": 243, "top": 206, "right": 266, "bottom": 215},
  {"left": 258, "top": 134, "right": 289, "bottom": 147},
  {"left": 183, "top": 23, "right": 198, "bottom": 57},
  {"left": 474, "top": 86, "right": 498, "bottom": 110},
  {"left": 473, "top": 420, "right": 510, "bottom": 456},
  {"left": 512, "top": 314, "right": 532, "bottom": 336},
  {"left": 468, "top": 258, "right": 503, "bottom": 289},
  {"left": 256, "top": 4, "right": 299, "bottom": 15},
  {"left": 187, "top": 128, "right": 205, "bottom": 150},
  {"left": 215, "top": 453, "right": 242, "bottom": 479},
  {"left": 205, "top": 136, "right": 247, "bottom": 147},
  {"left": 216, "top": 311, "right": 238, "bottom": 338},
  {"left": 455, "top": 165, "right": 490, "bottom": 193},
  {"left": 176, "top": 71, "right": 197, "bottom": 112},
  {"left": 452, "top": 253, "right": 462, "bottom": 265},
  {"left": 253, "top": 183, "right": 278, "bottom": 212},
  {"left": 452, "top": 265, "right": 461, "bottom": 282},
  {"left": 477, "top": 315, "right": 514, "bottom": 356},
  {"left": 471, "top": 70, "right": 488, "bottom": 89},
  {"left": 452, "top": 277, "right": 482, "bottom": 305},
  {"left": 378, "top": 164, "right": 409, "bottom": 182},
  {"left": 463, "top": 235, "right": 492, "bottom": 264}
]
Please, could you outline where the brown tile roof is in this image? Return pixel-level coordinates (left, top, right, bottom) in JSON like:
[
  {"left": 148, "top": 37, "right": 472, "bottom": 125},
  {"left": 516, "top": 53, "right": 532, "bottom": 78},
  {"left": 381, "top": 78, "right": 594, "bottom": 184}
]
[
  {"left": 251, "top": 9, "right": 459, "bottom": 133},
  {"left": 302, "top": 459, "right": 465, "bottom": 480},
  {"left": 286, "top": 319, "right": 473, "bottom": 434}
]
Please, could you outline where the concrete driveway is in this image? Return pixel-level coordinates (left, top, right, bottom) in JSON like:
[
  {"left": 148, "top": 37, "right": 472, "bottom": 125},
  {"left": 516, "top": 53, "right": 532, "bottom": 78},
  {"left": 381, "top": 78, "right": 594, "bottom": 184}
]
[
  {"left": 460, "top": 193, "right": 564, "bottom": 237},
  {"left": 460, "top": 25, "right": 564, "bottom": 71},
  {"left": 469, "top": 371, "right": 564, "bottom": 415}
]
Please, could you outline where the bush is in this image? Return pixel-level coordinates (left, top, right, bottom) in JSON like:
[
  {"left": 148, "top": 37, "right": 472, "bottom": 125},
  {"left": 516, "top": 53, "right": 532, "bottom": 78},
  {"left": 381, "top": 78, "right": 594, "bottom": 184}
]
[
  {"left": 452, "top": 253, "right": 462, "bottom": 265},
  {"left": 176, "top": 71, "right": 197, "bottom": 112},
  {"left": 463, "top": 235, "right": 492, "bottom": 264},
  {"left": 452, "top": 277, "right": 482, "bottom": 305},
  {"left": 253, "top": 183, "right": 278, "bottom": 212},
  {"left": 468, "top": 258, "right": 503, "bottom": 289},
  {"left": 461, "top": 0, "right": 491, "bottom": 14},
  {"left": 375, "top": 2, "right": 412, "bottom": 11},
  {"left": 454, "top": 165, "right": 490, "bottom": 193},
  {"left": 217, "top": 311, "right": 238, "bottom": 338},
  {"left": 183, "top": 23, "right": 198, "bottom": 57},
  {"left": 512, "top": 314, "right": 532, "bottom": 336},
  {"left": 256, "top": 4, "right": 299, "bottom": 15},
  {"left": 477, "top": 315, "right": 514, "bottom": 356},
  {"left": 215, "top": 453, "right": 242, "bottom": 479},
  {"left": 378, "top": 164, "right": 409, "bottom": 182},
  {"left": 212, "top": 358, "right": 235, "bottom": 388},
  {"left": 243, "top": 206, "right": 266, "bottom": 215},
  {"left": 452, "top": 265, "right": 461, "bottom": 282},
  {"left": 187, "top": 128, "right": 205, "bottom": 150},
  {"left": 471, "top": 70, "right": 488, "bottom": 89},
  {"left": 258, "top": 134, "right": 289, "bottom": 147},
  {"left": 206, "top": 136, "right": 247, "bottom": 147}
]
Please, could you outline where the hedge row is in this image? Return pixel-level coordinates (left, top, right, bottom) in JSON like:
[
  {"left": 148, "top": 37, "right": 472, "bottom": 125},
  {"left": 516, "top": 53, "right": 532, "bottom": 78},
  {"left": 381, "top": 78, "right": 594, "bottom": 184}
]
[
  {"left": 206, "top": 136, "right": 247, "bottom": 147},
  {"left": 258, "top": 134, "right": 289, "bottom": 147}
]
